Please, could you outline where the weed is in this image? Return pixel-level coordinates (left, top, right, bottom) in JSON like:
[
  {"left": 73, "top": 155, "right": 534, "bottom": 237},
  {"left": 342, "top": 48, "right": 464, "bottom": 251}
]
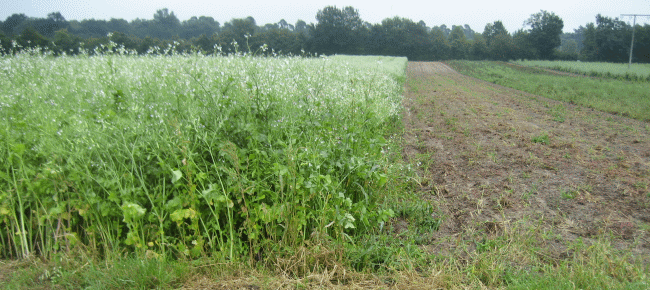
[
  {"left": 440, "top": 134, "right": 453, "bottom": 140},
  {"left": 521, "top": 186, "right": 536, "bottom": 201},
  {"left": 445, "top": 117, "right": 458, "bottom": 127},
  {"left": 473, "top": 141, "right": 483, "bottom": 153},
  {"left": 550, "top": 104, "right": 566, "bottom": 122},
  {"left": 393, "top": 199, "right": 442, "bottom": 236},
  {"left": 488, "top": 151, "right": 498, "bottom": 163},
  {"left": 561, "top": 190, "right": 579, "bottom": 200},
  {"left": 532, "top": 133, "right": 550, "bottom": 144}
]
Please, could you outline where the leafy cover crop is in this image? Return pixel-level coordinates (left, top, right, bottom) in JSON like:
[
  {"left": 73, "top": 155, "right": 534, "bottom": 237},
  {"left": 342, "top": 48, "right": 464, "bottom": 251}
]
[{"left": 0, "top": 47, "right": 407, "bottom": 261}]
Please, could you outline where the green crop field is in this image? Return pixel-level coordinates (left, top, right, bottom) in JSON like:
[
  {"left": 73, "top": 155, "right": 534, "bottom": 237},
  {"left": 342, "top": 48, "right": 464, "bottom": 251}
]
[
  {"left": 513, "top": 60, "right": 650, "bottom": 81},
  {"left": 0, "top": 45, "right": 407, "bottom": 263}
]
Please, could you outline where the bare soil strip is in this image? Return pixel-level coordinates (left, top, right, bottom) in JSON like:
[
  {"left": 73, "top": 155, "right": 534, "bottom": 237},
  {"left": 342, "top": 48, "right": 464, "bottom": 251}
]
[{"left": 403, "top": 61, "right": 650, "bottom": 261}]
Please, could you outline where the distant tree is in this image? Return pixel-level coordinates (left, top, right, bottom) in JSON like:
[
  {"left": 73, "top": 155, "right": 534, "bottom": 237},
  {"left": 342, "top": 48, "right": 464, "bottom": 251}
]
[
  {"left": 295, "top": 20, "right": 308, "bottom": 34},
  {"left": 596, "top": 15, "right": 631, "bottom": 62},
  {"left": 471, "top": 33, "right": 488, "bottom": 60},
  {"left": 482, "top": 21, "right": 515, "bottom": 60},
  {"left": 17, "top": 26, "right": 51, "bottom": 49},
  {"left": 525, "top": 10, "right": 564, "bottom": 59},
  {"left": 262, "top": 23, "right": 279, "bottom": 31},
  {"left": 489, "top": 33, "right": 516, "bottom": 60},
  {"left": 580, "top": 22, "right": 597, "bottom": 60},
  {"left": 449, "top": 25, "right": 470, "bottom": 59},
  {"left": 559, "top": 39, "right": 578, "bottom": 59},
  {"left": 193, "top": 33, "right": 216, "bottom": 53},
  {"left": 137, "top": 36, "right": 157, "bottom": 54},
  {"left": 0, "top": 31, "right": 11, "bottom": 54},
  {"left": 170, "top": 36, "right": 192, "bottom": 53},
  {"left": 180, "top": 16, "right": 219, "bottom": 39},
  {"left": 278, "top": 19, "right": 289, "bottom": 30},
  {"left": 559, "top": 28, "right": 585, "bottom": 57},
  {"left": 110, "top": 31, "right": 137, "bottom": 50},
  {"left": 294, "top": 20, "right": 311, "bottom": 52},
  {"left": 512, "top": 29, "right": 536, "bottom": 59},
  {"left": 82, "top": 36, "right": 109, "bottom": 53},
  {"left": 463, "top": 24, "right": 475, "bottom": 40},
  {"left": 312, "top": 6, "right": 364, "bottom": 55},
  {"left": 48, "top": 12, "right": 64, "bottom": 22},
  {"left": 408, "top": 19, "right": 433, "bottom": 60},
  {"left": 430, "top": 28, "right": 450, "bottom": 60},
  {"left": 571, "top": 26, "right": 587, "bottom": 51},
  {"left": 75, "top": 18, "right": 109, "bottom": 38},
  {"left": 218, "top": 17, "right": 257, "bottom": 52},
  {"left": 47, "top": 12, "right": 68, "bottom": 35},
  {"left": 27, "top": 12, "right": 69, "bottom": 38},
  {"left": 151, "top": 8, "right": 180, "bottom": 39},
  {"left": 53, "top": 28, "right": 81, "bottom": 55},
  {"left": 633, "top": 24, "right": 650, "bottom": 63},
  {"left": 434, "top": 25, "right": 451, "bottom": 37},
  {"left": 482, "top": 20, "right": 508, "bottom": 47},
  {"left": 257, "top": 26, "right": 303, "bottom": 55},
  {"left": 130, "top": 18, "right": 151, "bottom": 39},
  {"left": 580, "top": 15, "right": 632, "bottom": 62},
  {"left": 2, "top": 13, "right": 28, "bottom": 36},
  {"left": 107, "top": 18, "right": 131, "bottom": 34},
  {"left": 368, "top": 17, "right": 430, "bottom": 60}
]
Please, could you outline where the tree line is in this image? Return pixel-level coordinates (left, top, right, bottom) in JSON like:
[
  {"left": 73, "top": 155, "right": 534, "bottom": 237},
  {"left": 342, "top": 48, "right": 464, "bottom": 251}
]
[{"left": 1, "top": 6, "right": 648, "bottom": 63}]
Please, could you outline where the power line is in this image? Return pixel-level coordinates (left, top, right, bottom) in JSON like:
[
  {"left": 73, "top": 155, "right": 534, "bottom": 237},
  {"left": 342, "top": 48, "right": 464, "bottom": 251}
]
[{"left": 621, "top": 14, "right": 650, "bottom": 69}]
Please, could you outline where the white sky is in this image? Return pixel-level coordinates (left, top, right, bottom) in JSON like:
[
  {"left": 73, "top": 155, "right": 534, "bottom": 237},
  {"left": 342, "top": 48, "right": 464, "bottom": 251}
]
[{"left": 2, "top": 0, "right": 649, "bottom": 34}]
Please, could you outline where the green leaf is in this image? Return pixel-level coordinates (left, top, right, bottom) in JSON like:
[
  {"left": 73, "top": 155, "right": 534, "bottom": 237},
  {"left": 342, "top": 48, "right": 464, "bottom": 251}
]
[
  {"left": 170, "top": 208, "right": 197, "bottom": 222},
  {"left": 171, "top": 170, "right": 183, "bottom": 184},
  {"left": 344, "top": 213, "right": 356, "bottom": 229},
  {"left": 10, "top": 143, "right": 26, "bottom": 156},
  {"left": 170, "top": 209, "right": 185, "bottom": 222},
  {"left": 121, "top": 202, "right": 146, "bottom": 220},
  {"left": 377, "top": 174, "right": 388, "bottom": 187},
  {"left": 0, "top": 171, "right": 9, "bottom": 182},
  {"left": 202, "top": 184, "right": 215, "bottom": 196}
]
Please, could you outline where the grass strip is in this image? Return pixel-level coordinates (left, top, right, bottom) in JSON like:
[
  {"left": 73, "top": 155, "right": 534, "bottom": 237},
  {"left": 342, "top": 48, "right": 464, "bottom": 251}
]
[
  {"left": 513, "top": 60, "right": 650, "bottom": 82},
  {"left": 447, "top": 60, "right": 650, "bottom": 121}
]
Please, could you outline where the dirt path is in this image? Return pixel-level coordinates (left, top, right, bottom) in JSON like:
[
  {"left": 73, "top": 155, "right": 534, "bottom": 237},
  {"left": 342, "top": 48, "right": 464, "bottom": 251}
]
[{"left": 402, "top": 62, "right": 650, "bottom": 261}]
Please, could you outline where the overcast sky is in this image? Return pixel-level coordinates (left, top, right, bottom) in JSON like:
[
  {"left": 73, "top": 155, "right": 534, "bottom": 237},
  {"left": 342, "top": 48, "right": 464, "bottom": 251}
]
[{"left": 2, "top": 0, "right": 649, "bottom": 33}]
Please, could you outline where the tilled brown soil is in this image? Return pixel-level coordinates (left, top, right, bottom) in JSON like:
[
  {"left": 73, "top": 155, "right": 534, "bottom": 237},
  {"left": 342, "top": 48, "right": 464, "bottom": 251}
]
[{"left": 402, "top": 62, "right": 650, "bottom": 262}]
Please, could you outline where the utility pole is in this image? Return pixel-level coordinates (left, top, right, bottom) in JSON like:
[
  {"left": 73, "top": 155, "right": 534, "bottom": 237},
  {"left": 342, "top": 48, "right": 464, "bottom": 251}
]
[{"left": 621, "top": 14, "right": 650, "bottom": 69}]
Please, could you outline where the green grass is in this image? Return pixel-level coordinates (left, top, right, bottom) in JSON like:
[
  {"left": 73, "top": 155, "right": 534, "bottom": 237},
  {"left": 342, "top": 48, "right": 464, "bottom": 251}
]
[
  {"left": 513, "top": 60, "right": 650, "bottom": 82},
  {"left": 447, "top": 60, "right": 650, "bottom": 121},
  {"left": 1, "top": 254, "right": 189, "bottom": 289}
]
